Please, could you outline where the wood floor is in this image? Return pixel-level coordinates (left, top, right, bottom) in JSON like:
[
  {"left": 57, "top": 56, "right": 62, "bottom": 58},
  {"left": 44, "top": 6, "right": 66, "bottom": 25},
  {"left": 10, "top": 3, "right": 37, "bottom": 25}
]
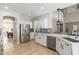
[{"left": 3, "top": 38, "right": 58, "bottom": 55}]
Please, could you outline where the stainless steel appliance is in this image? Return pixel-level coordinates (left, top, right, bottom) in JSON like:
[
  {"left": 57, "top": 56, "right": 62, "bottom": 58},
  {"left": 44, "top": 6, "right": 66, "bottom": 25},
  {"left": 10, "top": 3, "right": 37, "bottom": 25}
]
[
  {"left": 47, "top": 36, "right": 56, "bottom": 50},
  {"left": 20, "top": 24, "right": 30, "bottom": 43}
]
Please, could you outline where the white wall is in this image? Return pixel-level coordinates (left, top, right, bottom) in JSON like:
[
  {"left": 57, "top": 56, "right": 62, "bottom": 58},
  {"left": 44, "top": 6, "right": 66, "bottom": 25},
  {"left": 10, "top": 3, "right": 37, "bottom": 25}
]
[
  {"left": 64, "top": 11, "right": 79, "bottom": 22},
  {"left": 20, "top": 15, "right": 32, "bottom": 28},
  {"left": 0, "top": 10, "right": 20, "bottom": 44},
  {"left": 0, "top": 10, "right": 32, "bottom": 44},
  {"left": 33, "top": 10, "right": 64, "bottom": 32}
]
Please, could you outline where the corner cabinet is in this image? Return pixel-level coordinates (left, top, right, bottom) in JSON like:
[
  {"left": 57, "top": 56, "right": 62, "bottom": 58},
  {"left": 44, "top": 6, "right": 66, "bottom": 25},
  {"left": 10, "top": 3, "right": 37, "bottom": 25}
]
[
  {"left": 35, "top": 33, "right": 47, "bottom": 47},
  {"left": 56, "top": 37, "right": 72, "bottom": 55}
]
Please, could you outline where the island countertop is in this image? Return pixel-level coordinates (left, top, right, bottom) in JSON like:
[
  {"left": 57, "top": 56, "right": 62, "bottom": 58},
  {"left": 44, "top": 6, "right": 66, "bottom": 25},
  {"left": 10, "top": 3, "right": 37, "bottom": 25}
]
[{"left": 35, "top": 33, "right": 79, "bottom": 43}]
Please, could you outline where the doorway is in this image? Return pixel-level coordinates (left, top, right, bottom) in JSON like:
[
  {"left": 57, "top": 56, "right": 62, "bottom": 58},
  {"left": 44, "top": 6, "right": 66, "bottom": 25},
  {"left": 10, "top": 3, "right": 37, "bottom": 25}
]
[{"left": 3, "top": 16, "right": 17, "bottom": 51}]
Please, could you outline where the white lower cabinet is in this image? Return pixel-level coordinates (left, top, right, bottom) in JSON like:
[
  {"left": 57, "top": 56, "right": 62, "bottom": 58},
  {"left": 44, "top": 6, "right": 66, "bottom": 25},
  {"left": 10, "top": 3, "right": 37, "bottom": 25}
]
[
  {"left": 35, "top": 33, "right": 47, "bottom": 47},
  {"left": 30, "top": 32, "right": 34, "bottom": 40},
  {"left": 56, "top": 38, "right": 63, "bottom": 54},
  {"left": 63, "top": 41, "right": 72, "bottom": 55},
  {"left": 56, "top": 38, "right": 72, "bottom": 55},
  {"left": 41, "top": 34, "right": 47, "bottom": 46},
  {"left": 35, "top": 33, "right": 41, "bottom": 44}
]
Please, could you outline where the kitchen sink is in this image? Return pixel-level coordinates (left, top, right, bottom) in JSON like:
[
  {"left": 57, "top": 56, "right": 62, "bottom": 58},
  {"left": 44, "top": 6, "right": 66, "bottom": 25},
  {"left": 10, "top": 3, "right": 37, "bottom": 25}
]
[{"left": 63, "top": 37, "right": 79, "bottom": 42}]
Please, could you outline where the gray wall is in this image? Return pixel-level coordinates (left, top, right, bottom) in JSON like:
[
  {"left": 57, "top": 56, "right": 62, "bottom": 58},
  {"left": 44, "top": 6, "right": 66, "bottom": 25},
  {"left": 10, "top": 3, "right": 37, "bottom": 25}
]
[
  {"left": 63, "top": 4, "right": 79, "bottom": 33},
  {"left": 64, "top": 11, "right": 79, "bottom": 22},
  {"left": 63, "top": 4, "right": 79, "bottom": 22}
]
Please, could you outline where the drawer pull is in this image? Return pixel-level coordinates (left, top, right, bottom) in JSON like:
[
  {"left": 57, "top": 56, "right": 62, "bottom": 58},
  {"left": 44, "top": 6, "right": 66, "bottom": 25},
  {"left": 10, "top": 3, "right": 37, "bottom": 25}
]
[{"left": 65, "top": 43, "right": 69, "bottom": 46}]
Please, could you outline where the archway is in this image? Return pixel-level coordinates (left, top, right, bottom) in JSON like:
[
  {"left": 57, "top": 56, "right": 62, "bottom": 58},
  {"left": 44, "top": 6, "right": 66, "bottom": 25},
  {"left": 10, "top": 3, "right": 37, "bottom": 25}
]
[{"left": 3, "top": 16, "right": 17, "bottom": 53}]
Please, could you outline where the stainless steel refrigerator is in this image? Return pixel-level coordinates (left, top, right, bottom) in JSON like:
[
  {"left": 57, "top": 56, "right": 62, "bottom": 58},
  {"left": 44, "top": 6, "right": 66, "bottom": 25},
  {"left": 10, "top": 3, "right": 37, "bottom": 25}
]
[{"left": 19, "top": 24, "right": 30, "bottom": 43}]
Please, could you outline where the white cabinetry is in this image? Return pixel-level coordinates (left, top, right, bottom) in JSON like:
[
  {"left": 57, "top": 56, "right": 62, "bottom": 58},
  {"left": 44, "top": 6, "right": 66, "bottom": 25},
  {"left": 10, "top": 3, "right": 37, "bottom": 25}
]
[
  {"left": 37, "top": 18, "right": 48, "bottom": 28},
  {"left": 40, "top": 34, "right": 47, "bottom": 46},
  {"left": 63, "top": 40, "right": 72, "bottom": 55},
  {"left": 35, "top": 33, "right": 47, "bottom": 47},
  {"left": 30, "top": 32, "right": 34, "bottom": 40},
  {"left": 34, "top": 15, "right": 49, "bottom": 28},
  {"left": 56, "top": 38, "right": 63, "bottom": 54},
  {"left": 35, "top": 33, "right": 41, "bottom": 44},
  {"left": 56, "top": 38, "right": 72, "bottom": 55}
]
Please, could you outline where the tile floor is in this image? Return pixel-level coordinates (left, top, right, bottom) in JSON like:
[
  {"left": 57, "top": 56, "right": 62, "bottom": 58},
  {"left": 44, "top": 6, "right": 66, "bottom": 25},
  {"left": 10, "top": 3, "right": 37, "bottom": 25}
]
[{"left": 3, "top": 37, "right": 58, "bottom": 55}]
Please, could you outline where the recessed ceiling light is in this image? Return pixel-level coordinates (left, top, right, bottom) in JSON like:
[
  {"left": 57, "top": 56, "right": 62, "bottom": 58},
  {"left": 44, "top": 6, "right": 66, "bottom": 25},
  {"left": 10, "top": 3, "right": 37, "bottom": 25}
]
[
  {"left": 4, "top": 6, "right": 9, "bottom": 9},
  {"left": 41, "top": 6, "right": 44, "bottom": 10}
]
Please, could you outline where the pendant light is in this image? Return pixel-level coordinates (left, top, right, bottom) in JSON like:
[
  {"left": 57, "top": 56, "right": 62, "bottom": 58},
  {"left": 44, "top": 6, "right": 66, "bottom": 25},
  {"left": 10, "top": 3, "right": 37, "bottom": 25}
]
[{"left": 57, "top": 8, "right": 61, "bottom": 25}]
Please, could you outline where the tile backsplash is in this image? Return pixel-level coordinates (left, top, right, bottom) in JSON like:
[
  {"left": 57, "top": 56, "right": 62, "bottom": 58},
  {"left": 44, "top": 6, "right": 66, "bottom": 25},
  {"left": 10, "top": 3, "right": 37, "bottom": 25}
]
[
  {"left": 30, "top": 28, "right": 34, "bottom": 32},
  {"left": 40, "top": 28, "right": 53, "bottom": 33}
]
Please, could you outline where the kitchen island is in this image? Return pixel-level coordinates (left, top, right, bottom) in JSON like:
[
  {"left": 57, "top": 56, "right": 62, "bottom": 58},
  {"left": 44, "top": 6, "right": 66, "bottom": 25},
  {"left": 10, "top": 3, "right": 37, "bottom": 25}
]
[{"left": 35, "top": 33, "right": 79, "bottom": 55}]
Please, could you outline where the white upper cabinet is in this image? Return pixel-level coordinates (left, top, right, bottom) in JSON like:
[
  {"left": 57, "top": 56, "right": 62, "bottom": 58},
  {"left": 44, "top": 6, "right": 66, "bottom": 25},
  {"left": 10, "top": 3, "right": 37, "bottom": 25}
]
[
  {"left": 39, "top": 17, "right": 48, "bottom": 28},
  {"left": 34, "top": 14, "right": 49, "bottom": 28}
]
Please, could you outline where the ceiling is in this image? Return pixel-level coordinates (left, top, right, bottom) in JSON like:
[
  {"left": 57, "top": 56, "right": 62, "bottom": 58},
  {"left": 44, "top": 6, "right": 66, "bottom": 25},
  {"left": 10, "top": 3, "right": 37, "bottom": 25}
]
[{"left": 0, "top": 3, "right": 75, "bottom": 18}]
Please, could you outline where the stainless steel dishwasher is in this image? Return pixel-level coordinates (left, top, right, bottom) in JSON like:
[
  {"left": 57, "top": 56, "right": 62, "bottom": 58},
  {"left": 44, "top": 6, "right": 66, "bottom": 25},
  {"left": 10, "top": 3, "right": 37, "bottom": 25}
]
[{"left": 47, "top": 36, "right": 56, "bottom": 50}]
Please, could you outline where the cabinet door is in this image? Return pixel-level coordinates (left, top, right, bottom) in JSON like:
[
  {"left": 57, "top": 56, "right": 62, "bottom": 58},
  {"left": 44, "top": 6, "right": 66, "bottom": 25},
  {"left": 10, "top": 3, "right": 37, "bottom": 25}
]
[
  {"left": 40, "top": 34, "right": 47, "bottom": 46},
  {"left": 35, "top": 34, "right": 39, "bottom": 42},
  {"left": 35, "top": 34, "right": 42, "bottom": 44},
  {"left": 60, "top": 40, "right": 65, "bottom": 55},
  {"left": 30, "top": 32, "right": 34, "bottom": 40},
  {"left": 56, "top": 38, "right": 72, "bottom": 55},
  {"left": 56, "top": 38, "right": 65, "bottom": 55},
  {"left": 35, "top": 34, "right": 47, "bottom": 47},
  {"left": 63, "top": 41, "right": 72, "bottom": 55},
  {"left": 56, "top": 38, "right": 61, "bottom": 54}
]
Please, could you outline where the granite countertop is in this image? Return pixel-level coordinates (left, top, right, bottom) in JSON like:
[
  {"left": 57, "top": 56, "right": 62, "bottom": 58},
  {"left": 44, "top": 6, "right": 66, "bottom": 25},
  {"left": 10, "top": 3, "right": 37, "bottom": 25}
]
[
  {"left": 68, "top": 33, "right": 79, "bottom": 36},
  {"left": 36, "top": 32, "right": 79, "bottom": 43},
  {"left": 63, "top": 37, "right": 79, "bottom": 42}
]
